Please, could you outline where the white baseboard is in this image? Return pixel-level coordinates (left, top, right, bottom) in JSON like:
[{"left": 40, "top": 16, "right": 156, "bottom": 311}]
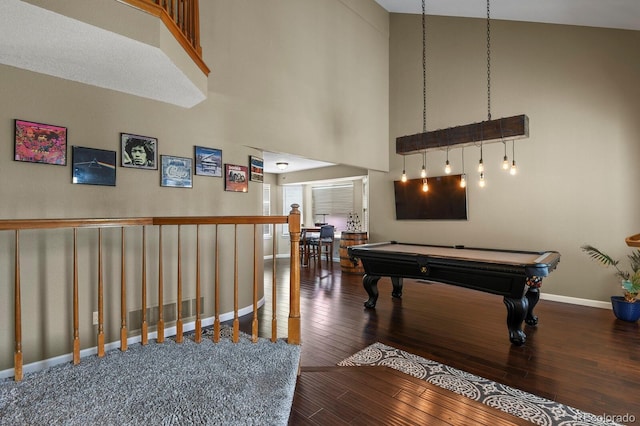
[
  {"left": 0, "top": 297, "right": 265, "bottom": 380},
  {"left": 540, "top": 293, "right": 611, "bottom": 310}
]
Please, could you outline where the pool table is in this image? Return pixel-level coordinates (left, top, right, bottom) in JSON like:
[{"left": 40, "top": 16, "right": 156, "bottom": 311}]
[{"left": 347, "top": 241, "right": 561, "bottom": 345}]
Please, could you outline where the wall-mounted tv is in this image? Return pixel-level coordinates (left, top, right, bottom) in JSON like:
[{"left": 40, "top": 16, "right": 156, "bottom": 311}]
[{"left": 394, "top": 175, "right": 467, "bottom": 220}]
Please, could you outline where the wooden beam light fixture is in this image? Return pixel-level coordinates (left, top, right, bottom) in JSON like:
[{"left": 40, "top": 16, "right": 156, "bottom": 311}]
[
  {"left": 397, "top": 0, "right": 529, "bottom": 182},
  {"left": 396, "top": 114, "right": 529, "bottom": 155}
]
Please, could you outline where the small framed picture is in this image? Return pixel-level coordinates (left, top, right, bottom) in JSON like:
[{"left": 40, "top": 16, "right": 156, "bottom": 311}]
[
  {"left": 225, "top": 164, "right": 248, "bottom": 192},
  {"left": 249, "top": 155, "right": 264, "bottom": 182},
  {"left": 161, "top": 155, "right": 193, "bottom": 188},
  {"left": 194, "top": 146, "right": 222, "bottom": 177},
  {"left": 72, "top": 146, "right": 116, "bottom": 186},
  {"left": 14, "top": 119, "right": 67, "bottom": 166},
  {"left": 121, "top": 133, "right": 157, "bottom": 169}
]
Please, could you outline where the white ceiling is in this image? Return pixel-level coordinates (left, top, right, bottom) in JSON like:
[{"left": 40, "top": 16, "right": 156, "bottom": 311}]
[
  {"left": 373, "top": 0, "right": 640, "bottom": 31},
  {"left": 262, "top": 152, "right": 335, "bottom": 174},
  {"left": 0, "top": 0, "right": 206, "bottom": 108}
]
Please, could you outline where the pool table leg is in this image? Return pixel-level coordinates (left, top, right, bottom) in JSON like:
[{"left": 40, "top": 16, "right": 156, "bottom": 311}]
[
  {"left": 363, "top": 275, "right": 381, "bottom": 308},
  {"left": 524, "top": 287, "right": 540, "bottom": 326},
  {"left": 391, "top": 277, "right": 403, "bottom": 299},
  {"left": 503, "top": 296, "right": 529, "bottom": 346}
]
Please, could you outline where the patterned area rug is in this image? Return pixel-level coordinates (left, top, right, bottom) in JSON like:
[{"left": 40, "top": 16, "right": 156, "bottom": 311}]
[{"left": 338, "top": 342, "right": 623, "bottom": 426}]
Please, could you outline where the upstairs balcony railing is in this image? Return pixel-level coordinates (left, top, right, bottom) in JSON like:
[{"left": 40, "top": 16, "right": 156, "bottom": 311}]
[
  {"left": 0, "top": 206, "right": 302, "bottom": 381},
  {"left": 121, "top": 0, "right": 209, "bottom": 75}
]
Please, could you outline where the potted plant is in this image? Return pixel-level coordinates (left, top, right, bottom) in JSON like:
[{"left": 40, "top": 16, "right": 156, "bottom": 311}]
[{"left": 581, "top": 244, "right": 640, "bottom": 322}]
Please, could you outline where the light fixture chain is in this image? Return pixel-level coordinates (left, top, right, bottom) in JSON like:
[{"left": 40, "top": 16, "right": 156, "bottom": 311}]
[
  {"left": 486, "top": 0, "right": 491, "bottom": 121},
  {"left": 422, "top": 0, "right": 427, "bottom": 133}
]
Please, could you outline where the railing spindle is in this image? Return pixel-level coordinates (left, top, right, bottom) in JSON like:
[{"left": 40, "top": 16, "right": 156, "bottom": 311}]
[
  {"left": 157, "top": 225, "right": 164, "bottom": 343},
  {"left": 97, "top": 229, "right": 105, "bottom": 357},
  {"left": 233, "top": 224, "right": 239, "bottom": 343},
  {"left": 195, "top": 224, "right": 202, "bottom": 343},
  {"left": 120, "top": 227, "right": 128, "bottom": 352},
  {"left": 14, "top": 230, "right": 23, "bottom": 381},
  {"left": 252, "top": 224, "right": 258, "bottom": 343},
  {"left": 141, "top": 226, "right": 148, "bottom": 345},
  {"left": 271, "top": 223, "right": 278, "bottom": 342},
  {"left": 213, "top": 224, "right": 220, "bottom": 343},
  {"left": 73, "top": 228, "right": 80, "bottom": 364},
  {"left": 175, "top": 225, "right": 183, "bottom": 343}
]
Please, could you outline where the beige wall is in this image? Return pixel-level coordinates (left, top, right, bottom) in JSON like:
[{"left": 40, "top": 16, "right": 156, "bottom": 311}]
[
  {"left": 0, "top": 0, "right": 389, "bottom": 370},
  {"left": 372, "top": 14, "right": 640, "bottom": 304}
]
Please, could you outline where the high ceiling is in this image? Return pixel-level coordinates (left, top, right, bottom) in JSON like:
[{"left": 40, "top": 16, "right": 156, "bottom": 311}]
[{"left": 373, "top": 0, "right": 640, "bottom": 31}]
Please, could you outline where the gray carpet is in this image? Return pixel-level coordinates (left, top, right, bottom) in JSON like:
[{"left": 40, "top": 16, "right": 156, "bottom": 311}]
[
  {"left": 339, "top": 342, "right": 625, "bottom": 426},
  {"left": 0, "top": 329, "right": 300, "bottom": 425}
]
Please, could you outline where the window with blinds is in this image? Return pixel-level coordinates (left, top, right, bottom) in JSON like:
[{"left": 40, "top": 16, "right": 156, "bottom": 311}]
[{"left": 312, "top": 183, "right": 353, "bottom": 230}]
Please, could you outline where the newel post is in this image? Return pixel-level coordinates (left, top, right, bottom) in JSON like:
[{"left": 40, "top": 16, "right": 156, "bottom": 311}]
[{"left": 287, "top": 204, "right": 301, "bottom": 344}]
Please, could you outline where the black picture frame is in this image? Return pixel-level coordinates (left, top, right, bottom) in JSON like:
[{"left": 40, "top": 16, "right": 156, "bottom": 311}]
[
  {"left": 121, "top": 133, "right": 157, "bottom": 170},
  {"left": 225, "top": 164, "right": 248, "bottom": 192},
  {"left": 161, "top": 155, "right": 193, "bottom": 188},
  {"left": 72, "top": 146, "right": 116, "bottom": 186},
  {"left": 14, "top": 119, "right": 67, "bottom": 166},
  {"left": 194, "top": 146, "right": 223, "bottom": 177},
  {"left": 249, "top": 155, "right": 264, "bottom": 182}
]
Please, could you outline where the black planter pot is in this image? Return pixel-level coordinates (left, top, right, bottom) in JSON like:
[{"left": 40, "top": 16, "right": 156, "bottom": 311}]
[{"left": 611, "top": 296, "right": 640, "bottom": 322}]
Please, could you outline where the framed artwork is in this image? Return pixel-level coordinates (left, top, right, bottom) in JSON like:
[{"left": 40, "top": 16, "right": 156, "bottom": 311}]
[
  {"left": 14, "top": 119, "right": 67, "bottom": 165},
  {"left": 194, "top": 146, "right": 222, "bottom": 177},
  {"left": 121, "top": 133, "right": 157, "bottom": 169},
  {"left": 72, "top": 146, "right": 116, "bottom": 186},
  {"left": 225, "top": 164, "right": 248, "bottom": 192},
  {"left": 161, "top": 155, "right": 192, "bottom": 188},
  {"left": 249, "top": 155, "right": 264, "bottom": 182}
]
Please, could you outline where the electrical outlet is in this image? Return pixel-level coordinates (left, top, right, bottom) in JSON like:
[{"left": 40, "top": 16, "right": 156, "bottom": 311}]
[{"left": 92, "top": 311, "right": 98, "bottom": 325}]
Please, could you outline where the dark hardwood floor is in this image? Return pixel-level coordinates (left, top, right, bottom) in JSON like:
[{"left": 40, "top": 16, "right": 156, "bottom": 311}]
[{"left": 243, "top": 259, "right": 640, "bottom": 425}]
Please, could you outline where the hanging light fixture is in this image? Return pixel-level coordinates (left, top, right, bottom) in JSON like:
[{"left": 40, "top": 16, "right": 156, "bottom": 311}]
[
  {"left": 502, "top": 141, "right": 509, "bottom": 170},
  {"left": 510, "top": 140, "right": 517, "bottom": 175},
  {"left": 460, "top": 147, "right": 467, "bottom": 188},
  {"left": 401, "top": 155, "right": 407, "bottom": 182},
  {"left": 479, "top": 172, "right": 486, "bottom": 187},
  {"left": 444, "top": 146, "right": 451, "bottom": 174},
  {"left": 396, "top": 0, "right": 530, "bottom": 166},
  {"left": 419, "top": 0, "right": 428, "bottom": 188},
  {"left": 477, "top": 0, "right": 490, "bottom": 187}
]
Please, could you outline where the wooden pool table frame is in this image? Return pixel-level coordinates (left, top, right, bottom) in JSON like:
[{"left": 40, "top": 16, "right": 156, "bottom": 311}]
[{"left": 348, "top": 241, "right": 561, "bottom": 345}]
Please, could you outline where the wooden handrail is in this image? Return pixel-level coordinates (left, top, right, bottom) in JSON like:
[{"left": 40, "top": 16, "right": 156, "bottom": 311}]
[
  {"left": 1, "top": 206, "right": 301, "bottom": 381},
  {"left": 119, "top": 0, "right": 210, "bottom": 76}
]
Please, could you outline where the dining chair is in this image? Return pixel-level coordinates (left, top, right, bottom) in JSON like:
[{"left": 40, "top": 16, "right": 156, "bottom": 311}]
[{"left": 308, "top": 225, "right": 335, "bottom": 265}]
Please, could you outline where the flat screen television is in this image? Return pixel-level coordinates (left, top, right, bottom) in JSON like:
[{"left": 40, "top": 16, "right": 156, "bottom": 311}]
[{"left": 394, "top": 175, "right": 467, "bottom": 220}]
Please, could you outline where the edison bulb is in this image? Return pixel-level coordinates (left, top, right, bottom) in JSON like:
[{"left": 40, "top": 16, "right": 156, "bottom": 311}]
[
  {"left": 479, "top": 172, "right": 486, "bottom": 188},
  {"left": 478, "top": 159, "right": 484, "bottom": 173},
  {"left": 401, "top": 170, "right": 407, "bottom": 182},
  {"left": 420, "top": 165, "right": 427, "bottom": 178},
  {"left": 510, "top": 161, "right": 517, "bottom": 175},
  {"left": 502, "top": 156, "right": 509, "bottom": 170},
  {"left": 444, "top": 160, "right": 451, "bottom": 174},
  {"left": 422, "top": 179, "right": 428, "bottom": 192},
  {"left": 460, "top": 175, "right": 467, "bottom": 188}
]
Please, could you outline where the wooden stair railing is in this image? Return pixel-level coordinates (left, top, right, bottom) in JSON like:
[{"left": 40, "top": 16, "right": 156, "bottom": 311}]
[
  {"left": 0, "top": 205, "right": 301, "bottom": 381},
  {"left": 120, "top": 0, "right": 210, "bottom": 76}
]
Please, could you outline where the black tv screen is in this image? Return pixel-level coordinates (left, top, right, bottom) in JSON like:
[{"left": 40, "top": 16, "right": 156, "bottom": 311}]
[{"left": 394, "top": 175, "right": 467, "bottom": 220}]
